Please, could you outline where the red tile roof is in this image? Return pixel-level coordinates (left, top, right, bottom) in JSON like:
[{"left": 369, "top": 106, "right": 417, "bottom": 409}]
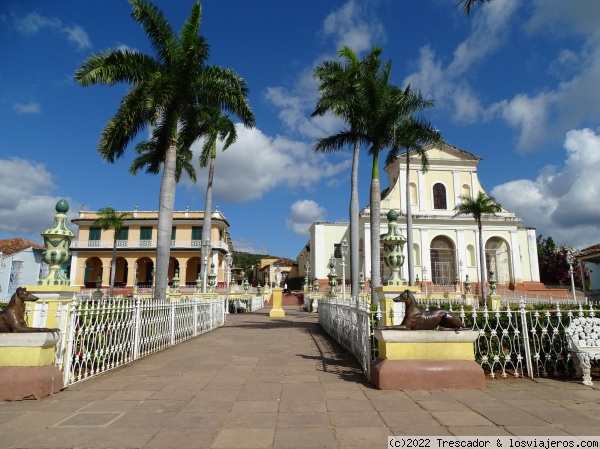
[{"left": 0, "top": 238, "right": 44, "bottom": 256}]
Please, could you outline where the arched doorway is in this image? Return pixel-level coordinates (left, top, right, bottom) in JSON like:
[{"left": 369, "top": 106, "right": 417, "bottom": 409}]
[
  {"left": 187, "top": 257, "right": 201, "bottom": 286},
  {"left": 135, "top": 257, "right": 154, "bottom": 286},
  {"left": 84, "top": 257, "right": 103, "bottom": 288},
  {"left": 114, "top": 257, "right": 128, "bottom": 287},
  {"left": 485, "top": 237, "right": 512, "bottom": 286},
  {"left": 429, "top": 236, "right": 456, "bottom": 285}
]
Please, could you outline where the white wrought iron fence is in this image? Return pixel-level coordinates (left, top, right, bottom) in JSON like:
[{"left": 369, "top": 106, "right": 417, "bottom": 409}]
[
  {"left": 317, "top": 294, "right": 599, "bottom": 382},
  {"left": 61, "top": 295, "right": 225, "bottom": 386},
  {"left": 318, "top": 296, "right": 373, "bottom": 380}
]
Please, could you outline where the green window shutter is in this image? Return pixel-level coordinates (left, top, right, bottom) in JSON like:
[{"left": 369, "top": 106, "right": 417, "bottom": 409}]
[
  {"left": 171, "top": 226, "right": 177, "bottom": 240},
  {"left": 140, "top": 227, "right": 152, "bottom": 240},
  {"left": 117, "top": 227, "right": 129, "bottom": 240},
  {"left": 89, "top": 227, "right": 101, "bottom": 241},
  {"left": 192, "top": 226, "right": 202, "bottom": 240}
]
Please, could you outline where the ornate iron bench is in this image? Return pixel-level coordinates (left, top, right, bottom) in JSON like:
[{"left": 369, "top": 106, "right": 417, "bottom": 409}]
[{"left": 565, "top": 317, "right": 600, "bottom": 386}]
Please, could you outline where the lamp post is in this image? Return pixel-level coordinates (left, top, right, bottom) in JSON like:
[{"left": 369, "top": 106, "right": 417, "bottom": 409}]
[
  {"left": 305, "top": 260, "right": 310, "bottom": 290},
  {"left": 201, "top": 239, "right": 210, "bottom": 293},
  {"left": 133, "top": 262, "right": 138, "bottom": 296},
  {"left": 341, "top": 238, "right": 349, "bottom": 300},
  {"left": 270, "top": 263, "right": 274, "bottom": 289},
  {"left": 459, "top": 260, "right": 464, "bottom": 295},
  {"left": 566, "top": 252, "right": 577, "bottom": 302},
  {"left": 225, "top": 254, "right": 233, "bottom": 316},
  {"left": 423, "top": 266, "right": 428, "bottom": 299}
]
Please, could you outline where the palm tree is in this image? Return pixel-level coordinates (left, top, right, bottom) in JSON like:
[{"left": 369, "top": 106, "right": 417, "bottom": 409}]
[
  {"left": 453, "top": 191, "right": 502, "bottom": 304},
  {"left": 385, "top": 114, "right": 442, "bottom": 286},
  {"left": 312, "top": 46, "right": 382, "bottom": 299},
  {"left": 192, "top": 107, "right": 237, "bottom": 292},
  {"left": 93, "top": 206, "right": 133, "bottom": 297},
  {"left": 458, "top": 0, "right": 494, "bottom": 15},
  {"left": 75, "top": 0, "right": 254, "bottom": 300}
]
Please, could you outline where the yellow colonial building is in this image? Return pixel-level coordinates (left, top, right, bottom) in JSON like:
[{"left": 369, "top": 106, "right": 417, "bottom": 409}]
[
  {"left": 297, "top": 142, "right": 540, "bottom": 292},
  {"left": 69, "top": 206, "right": 233, "bottom": 290}
]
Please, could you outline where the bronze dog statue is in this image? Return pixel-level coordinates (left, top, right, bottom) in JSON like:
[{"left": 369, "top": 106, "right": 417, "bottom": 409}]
[
  {"left": 0, "top": 287, "right": 60, "bottom": 333},
  {"left": 380, "top": 289, "right": 463, "bottom": 330}
]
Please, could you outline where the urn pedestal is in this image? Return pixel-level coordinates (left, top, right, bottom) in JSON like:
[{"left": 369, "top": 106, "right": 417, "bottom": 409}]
[{"left": 269, "top": 288, "right": 285, "bottom": 317}]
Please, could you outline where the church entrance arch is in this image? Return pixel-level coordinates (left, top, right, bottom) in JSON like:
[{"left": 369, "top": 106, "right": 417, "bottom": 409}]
[
  {"left": 429, "top": 236, "right": 457, "bottom": 286},
  {"left": 485, "top": 238, "right": 512, "bottom": 286}
]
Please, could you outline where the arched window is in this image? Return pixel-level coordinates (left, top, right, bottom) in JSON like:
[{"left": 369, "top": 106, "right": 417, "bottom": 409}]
[
  {"left": 409, "top": 182, "right": 418, "bottom": 205},
  {"left": 433, "top": 183, "right": 447, "bottom": 209},
  {"left": 413, "top": 243, "right": 421, "bottom": 266}
]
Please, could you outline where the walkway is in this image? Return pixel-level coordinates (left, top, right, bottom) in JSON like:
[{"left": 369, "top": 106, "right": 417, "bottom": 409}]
[{"left": 1, "top": 308, "right": 600, "bottom": 448}]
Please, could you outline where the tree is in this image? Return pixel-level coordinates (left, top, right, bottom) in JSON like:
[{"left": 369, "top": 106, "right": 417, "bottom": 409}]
[
  {"left": 312, "top": 46, "right": 380, "bottom": 299},
  {"left": 458, "top": 0, "right": 494, "bottom": 15},
  {"left": 75, "top": 0, "right": 254, "bottom": 299},
  {"left": 192, "top": 107, "right": 238, "bottom": 292},
  {"left": 453, "top": 192, "right": 502, "bottom": 304},
  {"left": 385, "top": 106, "right": 441, "bottom": 287},
  {"left": 92, "top": 207, "right": 133, "bottom": 297},
  {"left": 360, "top": 65, "right": 439, "bottom": 300}
]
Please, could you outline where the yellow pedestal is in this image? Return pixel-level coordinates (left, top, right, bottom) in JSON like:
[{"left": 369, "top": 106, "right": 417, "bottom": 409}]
[
  {"left": 486, "top": 294, "right": 502, "bottom": 310},
  {"left": 269, "top": 288, "right": 285, "bottom": 317}
]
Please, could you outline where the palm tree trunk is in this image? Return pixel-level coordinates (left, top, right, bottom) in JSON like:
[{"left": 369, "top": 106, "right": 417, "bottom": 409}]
[
  {"left": 478, "top": 221, "right": 487, "bottom": 305},
  {"left": 110, "top": 236, "right": 117, "bottom": 297},
  {"left": 155, "top": 139, "right": 178, "bottom": 301},
  {"left": 201, "top": 144, "right": 216, "bottom": 293},
  {"left": 370, "top": 153, "right": 381, "bottom": 304},
  {"left": 405, "top": 153, "right": 414, "bottom": 286},
  {"left": 349, "top": 140, "right": 360, "bottom": 298}
]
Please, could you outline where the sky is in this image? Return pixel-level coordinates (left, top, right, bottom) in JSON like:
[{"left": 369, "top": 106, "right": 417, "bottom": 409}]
[{"left": 1, "top": 0, "right": 600, "bottom": 259}]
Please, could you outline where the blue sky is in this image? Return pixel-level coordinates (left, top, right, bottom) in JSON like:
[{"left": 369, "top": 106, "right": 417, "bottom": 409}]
[{"left": 1, "top": 0, "right": 600, "bottom": 259}]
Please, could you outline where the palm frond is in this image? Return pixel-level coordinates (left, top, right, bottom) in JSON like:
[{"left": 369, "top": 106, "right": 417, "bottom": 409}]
[{"left": 129, "top": 0, "right": 175, "bottom": 67}]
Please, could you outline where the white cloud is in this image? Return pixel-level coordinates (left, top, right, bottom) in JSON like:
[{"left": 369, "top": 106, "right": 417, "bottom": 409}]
[
  {"left": 13, "top": 102, "right": 40, "bottom": 114},
  {"left": 184, "top": 125, "right": 351, "bottom": 203},
  {"left": 231, "top": 237, "right": 270, "bottom": 255},
  {"left": 0, "top": 158, "right": 79, "bottom": 238},
  {"left": 62, "top": 25, "right": 92, "bottom": 50},
  {"left": 286, "top": 200, "right": 327, "bottom": 236},
  {"left": 13, "top": 12, "right": 91, "bottom": 50},
  {"left": 404, "top": 0, "right": 519, "bottom": 123},
  {"left": 492, "top": 128, "right": 600, "bottom": 249},
  {"left": 14, "top": 12, "right": 61, "bottom": 34},
  {"left": 321, "top": 0, "right": 385, "bottom": 54}
]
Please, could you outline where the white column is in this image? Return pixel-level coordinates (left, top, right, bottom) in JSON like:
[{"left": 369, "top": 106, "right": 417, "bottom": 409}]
[
  {"left": 399, "top": 167, "right": 407, "bottom": 214},
  {"left": 456, "top": 229, "right": 465, "bottom": 269},
  {"left": 452, "top": 170, "right": 460, "bottom": 208},
  {"left": 421, "top": 228, "right": 430, "bottom": 275},
  {"left": 470, "top": 171, "right": 479, "bottom": 196},
  {"left": 314, "top": 224, "right": 325, "bottom": 279},
  {"left": 363, "top": 222, "right": 372, "bottom": 283},
  {"left": 69, "top": 253, "right": 78, "bottom": 285},
  {"left": 527, "top": 229, "right": 540, "bottom": 282},
  {"left": 509, "top": 231, "right": 523, "bottom": 283},
  {"left": 418, "top": 170, "right": 426, "bottom": 212}
]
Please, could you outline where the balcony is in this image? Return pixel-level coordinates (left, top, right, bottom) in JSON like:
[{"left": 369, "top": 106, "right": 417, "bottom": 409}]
[{"left": 70, "top": 239, "right": 230, "bottom": 251}]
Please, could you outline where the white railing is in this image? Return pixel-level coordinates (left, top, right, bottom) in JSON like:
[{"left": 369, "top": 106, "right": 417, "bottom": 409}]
[
  {"left": 62, "top": 295, "right": 225, "bottom": 386},
  {"left": 318, "top": 296, "right": 373, "bottom": 380},
  {"left": 316, "top": 294, "right": 600, "bottom": 382},
  {"left": 227, "top": 295, "right": 266, "bottom": 313},
  {"left": 70, "top": 239, "right": 229, "bottom": 251}
]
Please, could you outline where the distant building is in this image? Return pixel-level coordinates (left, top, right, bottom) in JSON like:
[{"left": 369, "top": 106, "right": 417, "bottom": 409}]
[
  {"left": 0, "top": 238, "right": 46, "bottom": 299},
  {"left": 69, "top": 207, "right": 233, "bottom": 289},
  {"left": 297, "top": 142, "right": 540, "bottom": 290}
]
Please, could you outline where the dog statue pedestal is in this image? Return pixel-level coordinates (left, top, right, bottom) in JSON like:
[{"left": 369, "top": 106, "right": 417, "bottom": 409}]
[
  {"left": 0, "top": 332, "right": 63, "bottom": 400},
  {"left": 371, "top": 329, "right": 485, "bottom": 390}
]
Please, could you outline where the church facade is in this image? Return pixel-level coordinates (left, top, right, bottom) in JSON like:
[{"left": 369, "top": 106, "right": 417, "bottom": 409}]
[{"left": 297, "top": 142, "right": 540, "bottom": 290}]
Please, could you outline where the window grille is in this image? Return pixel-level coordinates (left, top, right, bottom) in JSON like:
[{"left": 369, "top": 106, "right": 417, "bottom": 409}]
[{"left": 433, "top": 183, "right": 447, "bottom": 209}]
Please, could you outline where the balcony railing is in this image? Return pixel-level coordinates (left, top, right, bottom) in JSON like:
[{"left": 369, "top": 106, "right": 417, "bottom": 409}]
[{"left": 70, "top": 239, "right": 229, "bottom": 251}]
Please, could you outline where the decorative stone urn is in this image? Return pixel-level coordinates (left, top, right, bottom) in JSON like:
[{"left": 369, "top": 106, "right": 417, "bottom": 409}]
[
  {"left": 381, "top": 210, "right": 407, "bottom": 286},
  {"left": 38, "top": 199, "right": 74, "bottom": 287}
]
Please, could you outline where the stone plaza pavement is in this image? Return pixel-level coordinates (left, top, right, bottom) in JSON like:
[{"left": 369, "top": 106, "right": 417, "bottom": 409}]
[{"left": 1, "top": 307, "right": 600, "bottom": 449}]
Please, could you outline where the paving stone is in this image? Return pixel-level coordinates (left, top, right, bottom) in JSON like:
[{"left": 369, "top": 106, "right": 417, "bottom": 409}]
[
  {"left": 212, "top": 427, "right": 275, "bottom": 448},
  {"left": 273, "top": 427, "right": 336, "bottom": 448}
]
